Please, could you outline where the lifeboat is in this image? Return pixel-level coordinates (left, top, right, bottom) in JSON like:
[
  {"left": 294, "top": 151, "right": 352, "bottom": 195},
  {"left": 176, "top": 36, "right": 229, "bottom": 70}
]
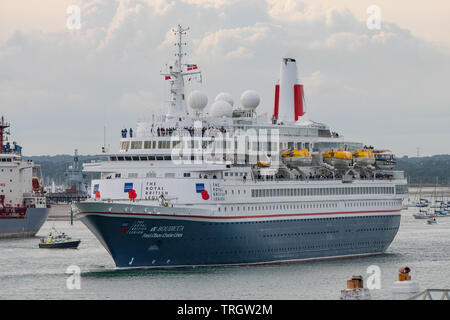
[
  {"left": 373, "top": 149, "right": 396, "bottom": 170},
  {"left": 256, "top": 160, "right": 270, "bottom": 168},
  {"left": 323, "top": 149, "right": 352, "bottom": 168},
  {"left": 281, "top": 148, "right": 312, "bottom": 166},
  {"left": 352, "top": 149, "right": 375, "bottom": 167}
]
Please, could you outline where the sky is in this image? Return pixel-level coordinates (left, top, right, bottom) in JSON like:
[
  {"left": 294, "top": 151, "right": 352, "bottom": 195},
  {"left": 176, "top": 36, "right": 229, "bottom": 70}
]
[{"left": 0, "top": 0, "right": 449, "bottom": 157}]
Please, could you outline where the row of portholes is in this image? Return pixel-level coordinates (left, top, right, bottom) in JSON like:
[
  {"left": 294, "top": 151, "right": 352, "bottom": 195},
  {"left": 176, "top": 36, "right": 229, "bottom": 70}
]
[
  {"left": 199, "top": 215, "right": 398, "bottom": 226},
  {"left": 356, "top": 227, "right": 398, "bottom": 232},
  {"left": 217, "top": 200, "right": 400, "bottom": 213},
  {"left": 345, "top": 200, "right": 401, "bottom": 207},
  {"left": 263, "top": 230, "right": 339, "bottom": 238},
  {"left": 205, "top": 241, "right": 389, "bottom": 255}
]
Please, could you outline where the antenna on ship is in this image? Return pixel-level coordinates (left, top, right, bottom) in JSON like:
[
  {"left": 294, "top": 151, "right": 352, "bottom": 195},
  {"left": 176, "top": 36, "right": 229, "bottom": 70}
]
[
  {"left": 161, "top": 25, "right": 202, "bottom": 121},
  {"left": 174, "top": 24, "right": 189, "bottom": 73}
]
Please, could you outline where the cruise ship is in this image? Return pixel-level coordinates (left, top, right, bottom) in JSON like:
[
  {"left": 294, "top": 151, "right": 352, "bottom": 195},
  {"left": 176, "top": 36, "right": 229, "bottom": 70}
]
[
  {"left": 73, "top": 25, "right": 408, "bottom": 269},
  {"left": 0, "top": 116, "right": 49, "bottom": 238}
]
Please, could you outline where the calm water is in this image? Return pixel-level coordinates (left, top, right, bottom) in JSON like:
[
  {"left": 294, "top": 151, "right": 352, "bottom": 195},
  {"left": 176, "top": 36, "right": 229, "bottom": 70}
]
[{"left": 1, "top": 205, "right": 449, "bottom": 300}]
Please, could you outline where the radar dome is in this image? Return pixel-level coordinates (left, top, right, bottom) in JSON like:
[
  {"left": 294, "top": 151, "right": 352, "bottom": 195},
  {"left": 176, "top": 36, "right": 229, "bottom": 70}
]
[
  {"left": 240, "top": 90, "right": 260, "bottom": 109},
  {"left": 210, "top": 100, "right": 233, "bottom": 118},
  {"left": 215, "top": 92, "right": 234, "bottom": 107},
  {"left": 188, "top": 90, "right": 208, "bottom": 111}
]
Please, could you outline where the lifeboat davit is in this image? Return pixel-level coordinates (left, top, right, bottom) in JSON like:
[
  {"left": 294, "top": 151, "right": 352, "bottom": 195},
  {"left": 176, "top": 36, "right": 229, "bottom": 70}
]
[
  {"left": 373, "top": 149, "right": 396, "bottom": 170},
  {"left": 281, "top": 148, "right": 312, "bottom": 166},
  {"left": 352, "top": 149, "right": 375, "bottom": 167},
  {"left": 323, "top": 149, "right": 352, "bottom": 168}
]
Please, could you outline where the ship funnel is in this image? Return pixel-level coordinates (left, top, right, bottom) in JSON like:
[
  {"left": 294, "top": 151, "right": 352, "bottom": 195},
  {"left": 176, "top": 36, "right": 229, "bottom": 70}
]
[{"left": 273, "top": 57, "right": 305, "bottom": 123}]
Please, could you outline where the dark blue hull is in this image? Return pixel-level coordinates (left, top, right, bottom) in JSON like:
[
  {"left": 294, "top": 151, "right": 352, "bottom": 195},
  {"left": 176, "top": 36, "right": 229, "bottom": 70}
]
[{"left": 77, "top": 205, "right": 401, "bottom": 268}]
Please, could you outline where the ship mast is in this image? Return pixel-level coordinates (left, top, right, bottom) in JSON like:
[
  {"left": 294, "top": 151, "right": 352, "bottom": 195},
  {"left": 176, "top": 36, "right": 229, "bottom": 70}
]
[
  {"left": 161, "top": 25, "right": 201, "bottom": 121},
  {"left": 0, "top": 116, "right": 10, "bottom": 154}
]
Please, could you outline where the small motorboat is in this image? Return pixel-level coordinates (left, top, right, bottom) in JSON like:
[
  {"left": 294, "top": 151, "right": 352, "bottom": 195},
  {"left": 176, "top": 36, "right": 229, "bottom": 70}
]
[
  {"left": 413, "top": 209, "right": 434, "bottom": 219},
  {"left": 39, "top": 228, "right": 81, "bottom": 249},
  {"left": 427, "top": 218, "right": 437, "bottom": 225}
]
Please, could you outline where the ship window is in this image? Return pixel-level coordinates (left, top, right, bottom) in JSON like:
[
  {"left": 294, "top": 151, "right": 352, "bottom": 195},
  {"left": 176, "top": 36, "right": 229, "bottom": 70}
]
[
  {"left": 184, "top": 173, "right": 191, "bottom": 177},
  {"left": 148, "top": 156, "right": 155, "bottom": 160},
  {"left": 140, "top": 156, "right": 148, "bottom": 160},
  {"left": 165, "top": 173, "right": 175, "bottom": 178},
  {"left": 158, "top": 141, "right": 170, "bottom": 149},
  {"left": 110, "top": 156, "right": 117, "bottom": 161},
  {"left": 144, "top": 141, "right": 152, "bottom": 149},
  {"left": 173, "top": 141, "right": 183, "bottom": 149},
  {"left": 156, "top": 156, "right": 164, "bottom": 160},
  {"left": 117, "top": 156, "right": 124, "bottom": 161},
  {"left": 146, "top": 172, "right": 156, "bottom": 178},
  {"left": 125, "top": 156, "right": 132, "bottom": 161},
  {"left": 164, "top": 156, "right": 171, "bottom": 160},
  {"left": 128, "top": 173, "right": 138, "bottom": 178},
  {"left": 132, "top": 156, "right": 139, "bottom": 161},
  {"left": 131, "top": 141, "right": 142, "bottom": 149},
  {"left": 121, "top": 141, "right": 130, "bottom": 150}
]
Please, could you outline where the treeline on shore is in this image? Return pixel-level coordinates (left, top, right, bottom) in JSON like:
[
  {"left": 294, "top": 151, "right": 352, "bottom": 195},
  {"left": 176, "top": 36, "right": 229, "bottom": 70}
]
[
  {"left": 395, "top": 154, "right": 450, "bottom": 185},
  {"left": 23, "top": 154, "right": 103, "bottom": 186},
  {"left": 24, "top": 153, "right": 450, "bottom": 187}
]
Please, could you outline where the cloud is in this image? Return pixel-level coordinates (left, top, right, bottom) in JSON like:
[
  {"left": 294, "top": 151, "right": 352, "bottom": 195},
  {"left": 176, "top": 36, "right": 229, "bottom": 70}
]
[
  {"left": 195, "top": 23, "right": 274, "bottom": 59},
  {"left": 181, "top": 0, "right": 239, "bottom": 9}
]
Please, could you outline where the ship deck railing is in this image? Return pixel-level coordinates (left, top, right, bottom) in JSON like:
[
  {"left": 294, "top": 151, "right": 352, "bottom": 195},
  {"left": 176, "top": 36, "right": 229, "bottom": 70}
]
[
  {"left": 249, "top": 175, "right": 402, "bottom": 183},
  {"left": 409, "top": 289, "right": 450, "bottom": 300}
]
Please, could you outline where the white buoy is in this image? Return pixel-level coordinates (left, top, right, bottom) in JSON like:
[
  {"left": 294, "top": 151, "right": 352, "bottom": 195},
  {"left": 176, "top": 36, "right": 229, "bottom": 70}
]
[
  {"left": 392, "top": 267, "right": 421, "bottom": 300},
  {"left": 240, "top": 90, "right": 260, "bottom": 110}
]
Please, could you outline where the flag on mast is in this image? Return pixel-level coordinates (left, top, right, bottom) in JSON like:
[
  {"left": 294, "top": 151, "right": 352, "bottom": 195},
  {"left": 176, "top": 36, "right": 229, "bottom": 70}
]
[{"left": 187, "top": 64, "right": 198, "bottom": 71}]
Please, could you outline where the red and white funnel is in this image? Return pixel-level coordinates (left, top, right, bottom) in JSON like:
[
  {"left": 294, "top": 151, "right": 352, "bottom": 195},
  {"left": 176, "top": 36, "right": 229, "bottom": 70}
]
[{"left": 273, "top": 57, "right": 305, "bottom": 123}]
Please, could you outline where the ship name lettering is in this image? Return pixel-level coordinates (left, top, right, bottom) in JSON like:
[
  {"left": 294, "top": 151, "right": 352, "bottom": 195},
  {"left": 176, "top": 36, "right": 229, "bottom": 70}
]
[{"left": 142, "top": 232, "right": 183, "bottom": 238}]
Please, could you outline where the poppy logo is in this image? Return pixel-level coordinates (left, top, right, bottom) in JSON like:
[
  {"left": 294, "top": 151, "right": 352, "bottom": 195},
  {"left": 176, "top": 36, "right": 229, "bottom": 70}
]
[
  {"left": 128, "top": 189, "right": 137, "bottom": 200},
  {"left": 201, "top": 190, "right": 210, "bottom": 200}
]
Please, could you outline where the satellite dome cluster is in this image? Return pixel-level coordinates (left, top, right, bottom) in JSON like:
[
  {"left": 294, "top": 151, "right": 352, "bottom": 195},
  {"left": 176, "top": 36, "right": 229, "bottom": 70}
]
[{"left": 187, "top": 90, "right": 260, "bottom": 118}]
